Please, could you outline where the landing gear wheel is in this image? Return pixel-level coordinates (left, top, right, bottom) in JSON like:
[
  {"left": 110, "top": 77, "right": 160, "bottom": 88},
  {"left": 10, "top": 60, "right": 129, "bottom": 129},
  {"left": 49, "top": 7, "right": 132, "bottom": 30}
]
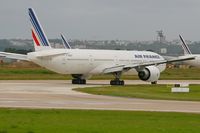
[
  {"left": 110, "top": 80, "right": 124, "bottom": 86},
  {"left": 72, "top": 79, "right": 86, "bottom": 84},
  {"left": 151, "top": 81, "right": 157, "bottom": 84},
  {"left": 110, "top": 72, "right": 125, "bottom": 85}
]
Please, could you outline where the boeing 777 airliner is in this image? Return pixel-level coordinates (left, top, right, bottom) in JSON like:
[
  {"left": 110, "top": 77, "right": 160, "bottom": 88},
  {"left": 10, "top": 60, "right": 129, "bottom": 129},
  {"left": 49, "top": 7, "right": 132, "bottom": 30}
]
[{"left": 0, "top": 8, "right": 194, "bottom": 85}]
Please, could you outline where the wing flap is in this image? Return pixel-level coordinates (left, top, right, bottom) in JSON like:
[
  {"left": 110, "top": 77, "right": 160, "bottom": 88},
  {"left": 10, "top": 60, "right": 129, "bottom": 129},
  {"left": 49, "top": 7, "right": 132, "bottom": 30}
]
[{"left": 103, "top": 65, "right": 124, "bottom": 73}]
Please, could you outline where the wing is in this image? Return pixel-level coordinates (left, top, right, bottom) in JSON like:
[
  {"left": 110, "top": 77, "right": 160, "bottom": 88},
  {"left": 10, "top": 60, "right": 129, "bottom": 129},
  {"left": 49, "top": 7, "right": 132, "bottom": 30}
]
[
  {"left": 103, "top": 56, "right": 195, "bottom": 74},
  {"left": 0, "top": 52, "right": 28, "bottom": 61}
]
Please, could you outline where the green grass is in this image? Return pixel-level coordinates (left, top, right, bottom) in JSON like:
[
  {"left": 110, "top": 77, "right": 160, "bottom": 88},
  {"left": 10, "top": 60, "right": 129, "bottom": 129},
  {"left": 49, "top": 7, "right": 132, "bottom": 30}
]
[
  {"left": 160, "top": 68, "right": 200, "bottom": 80},
  {"left": 75, "top": 84, "right": 200, "bottom": 101},
  {"left": 0, "top": 65, "right": 200, "bottom": 80},
  {"left": 0, "top": 108, "right": 200, "bottom": 133},
  {"left": 0, "top": 67, "right": 70, "bottom": 80}
]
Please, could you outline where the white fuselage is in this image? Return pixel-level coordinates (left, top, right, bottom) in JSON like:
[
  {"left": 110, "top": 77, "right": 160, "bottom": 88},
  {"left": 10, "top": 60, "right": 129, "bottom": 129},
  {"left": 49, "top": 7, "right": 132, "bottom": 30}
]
[{"left": 27, "top": 49, "right": 166, "bottom": 77}]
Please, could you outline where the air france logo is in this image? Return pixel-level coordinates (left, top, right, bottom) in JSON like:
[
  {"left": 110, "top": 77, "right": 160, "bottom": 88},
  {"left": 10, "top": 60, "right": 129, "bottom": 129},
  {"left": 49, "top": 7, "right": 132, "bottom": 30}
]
[{"left": 134, "top": 54, "right": 160, "bottom": 59}]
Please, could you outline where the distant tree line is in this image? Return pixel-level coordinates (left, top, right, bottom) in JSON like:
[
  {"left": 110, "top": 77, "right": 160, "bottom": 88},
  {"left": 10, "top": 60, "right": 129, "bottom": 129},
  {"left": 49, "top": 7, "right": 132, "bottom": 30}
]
[
  {"left": 4, "top": 48, "right": 32, "bottom": 54},
  {"left": 1, "top": 39, "right": 200, "bottom": 56}
]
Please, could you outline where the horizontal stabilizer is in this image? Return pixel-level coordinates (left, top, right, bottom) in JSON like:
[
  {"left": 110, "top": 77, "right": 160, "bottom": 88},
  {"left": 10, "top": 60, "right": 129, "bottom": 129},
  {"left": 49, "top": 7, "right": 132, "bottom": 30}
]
[
  {"left": 34, "top": 50, "right": 66, "bottom": 58},
  {"left": 0, "top": 52, "right": 28, "bottom": 61}
]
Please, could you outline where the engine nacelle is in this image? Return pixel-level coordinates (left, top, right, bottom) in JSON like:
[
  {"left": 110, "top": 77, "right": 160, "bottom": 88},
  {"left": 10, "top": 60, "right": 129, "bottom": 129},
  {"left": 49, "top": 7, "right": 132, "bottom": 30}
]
[{"left": 138, "top": 66, "right": 160, "bottom": 82}]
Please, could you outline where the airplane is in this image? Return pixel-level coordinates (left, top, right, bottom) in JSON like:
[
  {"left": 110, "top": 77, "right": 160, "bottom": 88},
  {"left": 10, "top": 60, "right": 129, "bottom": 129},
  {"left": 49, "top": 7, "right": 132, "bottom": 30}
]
[
  {"left": 0, "top": 8, "right": 195, "bottom": 85},
  {"left": 61, "top": 34, "right": 71, "bottom": 49},
  {"left": 179, "top": 35, "right": 200, "bottom": 67}
]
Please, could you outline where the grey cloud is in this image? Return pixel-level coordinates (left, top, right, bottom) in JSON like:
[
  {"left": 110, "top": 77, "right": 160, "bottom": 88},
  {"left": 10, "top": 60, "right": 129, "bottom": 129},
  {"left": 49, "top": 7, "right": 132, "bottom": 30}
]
[{"left": 0, "top": 0, "right": 200, "bottom": 41}]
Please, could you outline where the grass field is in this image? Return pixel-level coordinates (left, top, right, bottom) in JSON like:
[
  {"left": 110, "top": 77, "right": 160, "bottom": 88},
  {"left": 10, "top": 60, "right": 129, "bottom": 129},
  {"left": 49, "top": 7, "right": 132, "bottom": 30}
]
[
  {"left": 75, "top": 84, "right": 200, "bottom": 101},
  {"left": 0, "top": 108, "right": 200, "bottom": 133},
  {"left": 0, "top": 64, "right": 200, "bottom": 80}
]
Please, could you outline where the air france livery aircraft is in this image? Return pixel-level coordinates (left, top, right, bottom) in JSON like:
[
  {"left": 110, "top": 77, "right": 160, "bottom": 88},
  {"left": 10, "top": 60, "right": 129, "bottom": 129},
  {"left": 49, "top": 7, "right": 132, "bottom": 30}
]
[
  {"left": 61, "top": 34, "right": 71, "bottom": 49},
  {"left": 179, "top": 35, "right": 200, "bottom": 67},
  {"left": 0, "top": 8, "right": 194, "bottom": 85}
]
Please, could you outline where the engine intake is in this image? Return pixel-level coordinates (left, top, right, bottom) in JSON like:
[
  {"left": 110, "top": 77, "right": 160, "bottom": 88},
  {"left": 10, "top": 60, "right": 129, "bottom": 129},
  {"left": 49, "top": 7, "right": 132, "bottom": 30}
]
[{"left": 138, "top": 66, "right": 160, "bottom": 82}]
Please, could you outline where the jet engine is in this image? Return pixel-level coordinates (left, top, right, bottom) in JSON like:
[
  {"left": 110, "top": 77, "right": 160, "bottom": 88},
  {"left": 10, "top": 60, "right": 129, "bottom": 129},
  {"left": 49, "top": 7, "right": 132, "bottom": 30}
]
[{"left": 138, "top": 66, "right": 160, "bottom": 82}]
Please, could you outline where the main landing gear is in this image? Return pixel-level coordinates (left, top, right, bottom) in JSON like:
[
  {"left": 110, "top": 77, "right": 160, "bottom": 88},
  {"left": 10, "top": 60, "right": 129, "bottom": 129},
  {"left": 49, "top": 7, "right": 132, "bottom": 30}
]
[
  {"left": 71, "top": 74, "right": 86, "bottom": 85},
  {"left": 110, "top": 72, "right": 125, "bottom": 86},
  {"left": 151, "top": 81, "right": 157, "bottom": 84},
  {"left": 110, "top": 79, "right": 124, "bottom": 85},
  {"left": 72, "top": 79, "right": 86, "bottom": 84}
]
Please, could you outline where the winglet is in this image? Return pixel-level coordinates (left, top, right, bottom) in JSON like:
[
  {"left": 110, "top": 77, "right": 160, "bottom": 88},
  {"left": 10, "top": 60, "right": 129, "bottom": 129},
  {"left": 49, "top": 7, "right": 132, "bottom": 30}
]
[
  {"left": 179, "top": 35, "right": 192, "bottom": 55},
  {"left": 61, "top": 34, "right": 71, "bottom": 49}
]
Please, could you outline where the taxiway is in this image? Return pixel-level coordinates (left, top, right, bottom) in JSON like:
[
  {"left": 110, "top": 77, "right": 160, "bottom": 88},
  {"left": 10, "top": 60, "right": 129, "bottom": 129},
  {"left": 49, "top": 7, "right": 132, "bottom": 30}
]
[{"left": 0, "top": 80, "right": 200, "bottom": 113}]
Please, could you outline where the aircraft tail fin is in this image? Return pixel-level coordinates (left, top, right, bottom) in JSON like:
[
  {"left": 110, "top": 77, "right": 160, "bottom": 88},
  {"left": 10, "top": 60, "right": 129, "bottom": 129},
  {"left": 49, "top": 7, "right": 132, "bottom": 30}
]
[
  {"left": 61, "top": 34, "right": 71, "bottom": 49},
  {"left": 28, "top": 8, "right": 51, "bottom": 51},
  {"left": 179, "top": 35, "right": 192, "bottom": 55}
]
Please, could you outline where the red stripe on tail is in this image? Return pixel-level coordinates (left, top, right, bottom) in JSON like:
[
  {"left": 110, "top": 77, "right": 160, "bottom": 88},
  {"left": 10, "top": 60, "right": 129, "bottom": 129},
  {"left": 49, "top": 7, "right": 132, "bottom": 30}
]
[{"left": 32, "top": 30, "right": 40, "bottom": 46}]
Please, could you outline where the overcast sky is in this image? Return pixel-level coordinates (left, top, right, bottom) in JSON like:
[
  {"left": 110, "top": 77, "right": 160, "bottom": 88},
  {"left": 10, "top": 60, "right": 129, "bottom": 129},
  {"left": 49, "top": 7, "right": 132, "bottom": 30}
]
[{"left": 0, "top": 0, "right": 200, "bottom": 41}]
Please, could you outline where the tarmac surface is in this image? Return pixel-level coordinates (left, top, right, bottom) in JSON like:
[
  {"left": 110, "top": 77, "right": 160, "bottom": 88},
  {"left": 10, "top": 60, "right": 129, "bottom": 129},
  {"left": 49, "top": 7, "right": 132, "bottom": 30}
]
[{"left": 0, "top": 80, "right": 200, "bottom": 113}]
